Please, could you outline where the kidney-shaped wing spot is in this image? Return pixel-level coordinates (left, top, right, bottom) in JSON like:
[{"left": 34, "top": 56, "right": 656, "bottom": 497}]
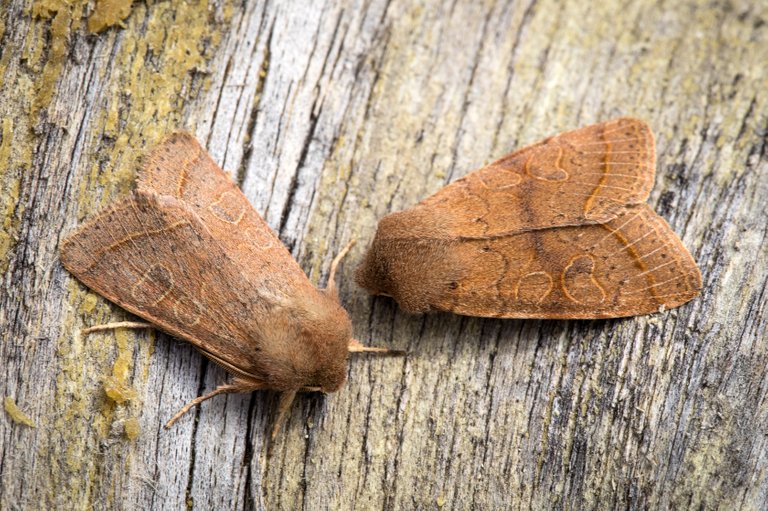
[
  {"left": 209, "top": 190, "right": 248, "bottom": 225},
  {"left": 525, "top": 144, "right": 569, "bottom": 181},
  {"left": 242, "top": 226, "right": 276, "bottom": 251},
  {"left": 173, "top": 294, "right": 205, "bottom": 327},
  {"left": 131, "top": 264, "right": 175, "bottom": 306},
  {"left": 561, "top": 255, "right": 606, "bottom": 306}
]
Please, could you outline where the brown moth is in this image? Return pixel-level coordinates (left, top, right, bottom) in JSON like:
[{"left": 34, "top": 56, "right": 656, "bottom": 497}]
[
  {"left": 356, "top": 118, "right": 702, "bottom": 319},
  {"left": 60, "top": 133, "right": 390, "bottom": 436}
]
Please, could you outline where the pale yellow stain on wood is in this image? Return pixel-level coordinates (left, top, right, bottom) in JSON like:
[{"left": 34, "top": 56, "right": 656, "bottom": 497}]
[
  {"left": 3, "top": 397, "right": 36, "bottom": 427},
  {"left": 0, "top": 1, "right": 235, "bottom": 509},
  {"left": 123, "top": 417, "right": 140, "bottom": 440},
  {"left": 87, "top": 0, "right": 134, "bottom": 33}
]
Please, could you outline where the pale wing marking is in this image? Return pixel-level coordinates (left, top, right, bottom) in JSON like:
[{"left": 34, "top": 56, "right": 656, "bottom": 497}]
[
  {"left": 572, "top": 137, "right": 644, "bottom": 146},
  {"left": 604, "top": 230, "right": 655, "bottom": 256},
  {"left": 629, "top": 259, "right": 678, "bottom": 279}
]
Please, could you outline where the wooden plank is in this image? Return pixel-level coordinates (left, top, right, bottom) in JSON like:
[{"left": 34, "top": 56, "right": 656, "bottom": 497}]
[{"left": 1, "top": 0, "right": 766, "bottom": 509}]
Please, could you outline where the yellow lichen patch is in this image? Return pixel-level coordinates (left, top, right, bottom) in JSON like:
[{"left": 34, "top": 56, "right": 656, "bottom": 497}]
[
  {"left": 124, "top": 417, "right": 140, "bottom": 439},
  {"left": 0, "top": 117, "right": 13, "bottom": 162},
  {"left": 101, "top": 327, "right": 138, "bottom": 403},
  {"left": 77, "top": 292, "right": 100, "bottom": 315},
  {"left": 78, "top": 0, "right": 225, "bottom": 214},
  {"left": 4, "top": 397, "right": 36, "bottom": 427},
  {"left": 30, "top": 0, "right": 88, "bottom": 114},
  {"left": 0, "top": 118, "right": 20, "bottom": 272},
  {"left": 0, "top": 172, "right": 20, "bottom": 273},
  {"left": 112, "top": 328, "right": 133, "bottom": 380},
  {"left": 87, "top": 0, "right": 134, "bottom": 33},
  {"left": 42, "top": 1, "right": 233, "bottom": 506},
  {"left": 103, "top": 376, "right": 137, "bottom": 404}
]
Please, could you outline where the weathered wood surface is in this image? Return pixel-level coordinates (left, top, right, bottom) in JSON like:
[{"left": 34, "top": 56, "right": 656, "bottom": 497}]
[{"left": 1, "top": 0, "right": 766, "bottom": 509}]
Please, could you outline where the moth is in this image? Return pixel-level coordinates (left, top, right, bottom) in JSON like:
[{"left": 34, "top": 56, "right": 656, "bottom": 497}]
[
  {"left": 60, "top": 133, "right": 391, "bottom": 436},
  {"left": 356, "top": 118, "right": 702, "bottom": 319}
]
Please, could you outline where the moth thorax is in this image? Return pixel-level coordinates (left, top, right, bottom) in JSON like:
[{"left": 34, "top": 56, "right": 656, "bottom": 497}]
[{"left": 356, "top": 237, "right": 456, "bottom": 314}]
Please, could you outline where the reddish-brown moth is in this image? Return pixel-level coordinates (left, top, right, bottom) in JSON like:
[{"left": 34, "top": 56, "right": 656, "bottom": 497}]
[
  {"left": 60, "top": 133, "right": 392, "bottom": 437},
  {"left": 356, "top": 118, "right": 702, "bottom": 318}
]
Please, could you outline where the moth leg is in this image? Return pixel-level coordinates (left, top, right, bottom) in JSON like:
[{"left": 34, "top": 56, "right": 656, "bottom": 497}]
[
  {"left": 82, "top": 321, "right": 153, "bottom": 335},
  {"left": 164, "top": 379, "right": 259, "bottom": 429},
  {"left": 271, "top": 390, "right": 298, "bottom": 439},
  {"left": 326, "top": 240, "right": 356, "bottom": 295},
  {"left": 348, "top": 338, "right": 406, "bottom": 355}
]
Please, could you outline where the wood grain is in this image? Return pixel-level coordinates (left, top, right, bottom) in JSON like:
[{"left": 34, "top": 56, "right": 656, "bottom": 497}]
[{"left": 1, "top": 0, "right": 767, "bottom": 509}]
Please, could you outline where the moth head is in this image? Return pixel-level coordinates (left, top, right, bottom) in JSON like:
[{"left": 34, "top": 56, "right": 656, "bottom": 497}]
[
  {"left": 259, "top": 291, "right": 353, "bottom": 394},
  {"left": 299, "top": 293, "right": 354, "bottom": 393}
]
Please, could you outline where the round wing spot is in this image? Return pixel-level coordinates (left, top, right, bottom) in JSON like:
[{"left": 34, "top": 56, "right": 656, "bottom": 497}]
[
  {"left": 174, "top": 298, "right": 203, "bottom": 327},
  {"left": 209, "top": 191, "right": 246, "bottom": 224},
  {"left": 562, "top": 255, "right": 606, "bottom": 305},
  {"left": 243, "top": 226, "right": 275, "bottom": 250},
  {"left": 526, "top": 145, "right": 568, "bottom": 181},
  {"left": 515, "top": 271, "right": 553, "bottom": 304},
  {"left": 476, "top": 164, "right": 522, "bottom": 189},
  {"left": 132, "top": 264, "right": 174, "bottom": 306}
]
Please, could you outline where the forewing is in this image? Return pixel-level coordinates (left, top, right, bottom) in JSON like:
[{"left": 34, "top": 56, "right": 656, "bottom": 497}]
[
  {"left": 60, "top": 191, "right": 274, "bottom": 380},
  {"left": 416, "top": 118, "right": 655, "bottom": 237},
  {"left": 137, "top": 132, "right": 316, "bottom": 301},
  {"left": 430, "top": 205, "right": 701, "bottom": 318}
]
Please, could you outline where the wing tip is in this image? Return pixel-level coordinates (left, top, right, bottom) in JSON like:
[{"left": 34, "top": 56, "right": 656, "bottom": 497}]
[
  {"left": 59, "top": 234, "right": 78, "bottom": 274},
  {"left": 137, "top": 131, "right": 204, "bottom": 190}
]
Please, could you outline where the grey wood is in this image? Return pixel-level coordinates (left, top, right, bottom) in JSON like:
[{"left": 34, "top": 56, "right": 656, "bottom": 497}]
[{"left": 0, "top": 0, "right": 766, "bottom": 509}]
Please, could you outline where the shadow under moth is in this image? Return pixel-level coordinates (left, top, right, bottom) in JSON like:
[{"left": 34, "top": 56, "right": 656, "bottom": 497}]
[
  {"left": 356, "top": 118, "right": 702, "bottom": 318},
  {"left": 60, "top": 133, "right": 392, "bottom": 437}
]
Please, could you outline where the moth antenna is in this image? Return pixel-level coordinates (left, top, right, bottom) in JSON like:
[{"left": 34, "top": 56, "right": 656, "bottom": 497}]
[
  {"left": 348, "top": 338, "right": 406, "bottom": 355},
  {"left": 326, "top": 240, "right": 356, "bottom": 295},
  {"left": 164, "top": 382, "right": 242, "bottom": 429},
  {"left": 81, "top": 321, "right": 153, "bottom": 335},
  {"left": 271, "top": 390, "right": 298, "bottom": 439}
]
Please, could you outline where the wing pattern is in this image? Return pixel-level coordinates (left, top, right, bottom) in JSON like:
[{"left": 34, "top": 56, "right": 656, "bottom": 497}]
[
  {"left": 429, "top": 205, "right": 701, "bottom": 319},
  {"left": 419, "top": 117, "right": 656, "bottom": 237},
  {"left": 356, "top": 118, "right": 701, "bottom": 318},
  {"left": 61, "top": 191, "right": 277, "bottom": 379},
  {"left": 137, "top": 133, "right": 317, "bottom": 303}
]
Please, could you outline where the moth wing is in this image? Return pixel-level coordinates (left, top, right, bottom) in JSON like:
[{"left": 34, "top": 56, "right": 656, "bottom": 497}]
[
  {"left": 427, "top": 204, "right": 701, "bottom": 318},
  {"left": 60, "top": 191, "right": 284, "bottom": 381},
  {"left": 137, "top": 132, "right": 316, "bottom": 300},
  {"left": 357, "top": 119, "right": 701, "bottom": 317},
  {"left": 417, "top": 117, "right": 656, "bottom": 237}
]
